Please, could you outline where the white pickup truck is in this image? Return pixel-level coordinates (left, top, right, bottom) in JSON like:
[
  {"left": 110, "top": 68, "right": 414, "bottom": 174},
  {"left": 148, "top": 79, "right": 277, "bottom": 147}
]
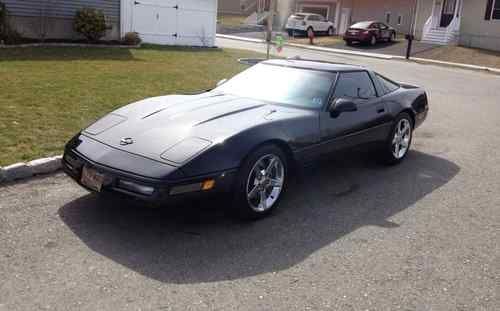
[{"left": 285, "top": 13, "right": 335, "bottom": 37}]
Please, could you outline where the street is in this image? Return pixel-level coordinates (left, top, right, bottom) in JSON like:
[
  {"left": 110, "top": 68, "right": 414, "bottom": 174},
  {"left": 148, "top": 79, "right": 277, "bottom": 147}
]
[{"left": 1, "top": 38, "right": 499, "bottom": 310}]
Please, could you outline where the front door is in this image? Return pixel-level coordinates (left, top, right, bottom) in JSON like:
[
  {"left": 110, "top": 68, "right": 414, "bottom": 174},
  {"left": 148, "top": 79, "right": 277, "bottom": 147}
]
[
  {"left": 440, "top": 0, "right": 456, "bottom": 27},
  {"left": 338, "top": 8, "right": 351, "bottom": 34},
  {"left": 320, "top": 71, "right": 388, "bottom": 154}
]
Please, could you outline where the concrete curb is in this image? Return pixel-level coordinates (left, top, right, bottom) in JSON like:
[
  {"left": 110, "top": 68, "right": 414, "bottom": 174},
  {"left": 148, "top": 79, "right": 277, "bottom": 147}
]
[
  {"left": 0, "top": 43, "right": 142, "bottom": 49},
  {"left": 216, "top": 33, "right": 500, "bottom": 74},
  {"left": 0, "top": 155, "right": 62, "bottom": 185}
]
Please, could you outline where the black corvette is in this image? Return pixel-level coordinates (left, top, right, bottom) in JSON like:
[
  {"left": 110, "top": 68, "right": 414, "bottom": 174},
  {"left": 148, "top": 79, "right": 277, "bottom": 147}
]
[{"left": 63, "top": 59, "right": 428, "bottom": 219}]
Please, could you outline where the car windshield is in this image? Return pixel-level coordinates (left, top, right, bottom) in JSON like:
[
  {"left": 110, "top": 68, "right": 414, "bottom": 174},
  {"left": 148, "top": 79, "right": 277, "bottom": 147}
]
[
  {"left": 350, "top": 21, "right": 373, "bottom": 29},
  {"left": 214, "top": 63, "right": 336, "bottom": 109}
]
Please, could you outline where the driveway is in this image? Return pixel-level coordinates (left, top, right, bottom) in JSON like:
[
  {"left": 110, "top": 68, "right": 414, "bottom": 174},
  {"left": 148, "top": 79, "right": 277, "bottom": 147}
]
[{"left": 1, "top": 39, "right": 499, "bottom": 310}]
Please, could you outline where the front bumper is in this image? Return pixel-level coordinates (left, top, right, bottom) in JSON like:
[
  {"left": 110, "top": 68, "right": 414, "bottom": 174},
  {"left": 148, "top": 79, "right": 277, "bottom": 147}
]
[{"left": 62, "top": 148, "right": 237, "bottom": 205}]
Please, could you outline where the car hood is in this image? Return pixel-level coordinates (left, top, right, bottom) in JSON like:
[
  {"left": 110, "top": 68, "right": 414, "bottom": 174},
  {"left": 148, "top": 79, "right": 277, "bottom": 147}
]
[{"left": 83, "top": 93, "right": 301, "bottom": 165}]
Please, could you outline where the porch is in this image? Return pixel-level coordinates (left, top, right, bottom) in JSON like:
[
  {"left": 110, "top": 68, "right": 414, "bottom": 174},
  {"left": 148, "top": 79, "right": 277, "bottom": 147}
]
[{"left": 421, "top": 0, "right": 463, "bottom": 45}]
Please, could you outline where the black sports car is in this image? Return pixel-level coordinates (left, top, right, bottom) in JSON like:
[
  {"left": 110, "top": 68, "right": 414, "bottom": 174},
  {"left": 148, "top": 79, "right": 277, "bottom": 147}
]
[{"left": 63, "top": 59, "right": 428, "bottom": 219}]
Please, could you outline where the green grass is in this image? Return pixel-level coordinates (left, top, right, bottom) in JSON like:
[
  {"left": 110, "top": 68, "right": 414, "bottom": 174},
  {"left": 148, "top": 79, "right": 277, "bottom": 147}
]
[
  {"left": 218, "top": 14, "right": 247, "bottom": 28},
  {"left": 0, "top": 45, "right": 262, "bottom": 166}
]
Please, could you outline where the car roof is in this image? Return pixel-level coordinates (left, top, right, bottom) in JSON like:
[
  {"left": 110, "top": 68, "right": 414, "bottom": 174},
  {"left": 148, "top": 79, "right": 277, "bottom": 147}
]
[{"left": 261, "top": 59, "right": 366, "bottom": 73}]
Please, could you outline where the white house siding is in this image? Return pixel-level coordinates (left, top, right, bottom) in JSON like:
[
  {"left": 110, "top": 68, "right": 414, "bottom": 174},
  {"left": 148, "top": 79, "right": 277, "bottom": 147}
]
[{"left": 459, "top": 0, "right": 500, "bottom": 51}]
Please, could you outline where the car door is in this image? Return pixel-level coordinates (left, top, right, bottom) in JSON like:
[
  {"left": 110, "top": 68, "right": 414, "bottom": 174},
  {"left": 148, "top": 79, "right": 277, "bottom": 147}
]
[
  {"left": 305, "top": 15, "right": 317, "bottom": 31},
  {"left": 317, "top": 15, "right": 328, "bottom": 31},
  {"left": 319, "top": 71, "right": 390, "bottom": 153},
  {"left": 378, "top": 23, "right": 391, "bottom": 40},
  {"left": 371, "top": 23, "right": 382, "bottom": 40}
]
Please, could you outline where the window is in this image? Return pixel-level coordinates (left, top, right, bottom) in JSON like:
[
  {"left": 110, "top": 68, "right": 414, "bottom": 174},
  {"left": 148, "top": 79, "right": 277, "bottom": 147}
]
[
  {"left": 379, "top": 23, "right": 389, "bottom": 30},
  {"left": 334, "top": 72, "right": 377, "bottom": 99},
  {"left": 493, "top": 0, "right": 500, "bottom": 19},
  {"left": 385, "top": 12, "right": 391, "bottom": 24},
  {"left": 301, "top": 6, "right": 329, "bottom": 19},
  {"left": 376, "top": 74, "right": 400, "bottom": 95},
  {"left": 485, "top": 0, "right": 500, "bottom": 20},
  {"left": 397, "top": 15, "right": 403, "bottom": 25},
  {"left": 351, "top": 21, "right": 373, "bottom": 28}
]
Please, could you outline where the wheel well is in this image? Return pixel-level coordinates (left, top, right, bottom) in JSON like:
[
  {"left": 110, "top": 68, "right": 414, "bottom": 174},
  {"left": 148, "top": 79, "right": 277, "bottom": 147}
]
[
  {"left": 401, "top": 109, "right": 416, "bottom": 126},
  {"left": 244, "top": 140, "right": 297, "bottom": 174}
]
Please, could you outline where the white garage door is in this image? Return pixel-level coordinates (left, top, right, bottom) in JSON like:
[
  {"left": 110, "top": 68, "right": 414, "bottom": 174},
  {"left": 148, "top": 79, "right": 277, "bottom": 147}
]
[{"left": 122, "top": 0, "right": 217, "bottom": 46}]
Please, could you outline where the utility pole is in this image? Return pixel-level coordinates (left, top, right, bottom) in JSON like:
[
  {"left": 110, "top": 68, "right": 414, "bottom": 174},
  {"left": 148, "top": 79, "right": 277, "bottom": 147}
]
[{"left": 266, "top": 0, "right": 275, "bottom": 59}]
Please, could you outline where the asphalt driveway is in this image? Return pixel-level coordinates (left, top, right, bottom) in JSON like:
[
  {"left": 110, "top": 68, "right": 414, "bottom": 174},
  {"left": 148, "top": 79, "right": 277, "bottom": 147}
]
[{"left": 0, "top": 40, "right": 499, "bottom": 310}]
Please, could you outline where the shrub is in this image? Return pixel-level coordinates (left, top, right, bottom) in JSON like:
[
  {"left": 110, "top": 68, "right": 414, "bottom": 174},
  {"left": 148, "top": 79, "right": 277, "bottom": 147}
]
[
  {"left": 122, "top": 32, "right": 141, "bottom": 45},
  {"left": 73, "top": 8, "right": 107, "bottom": 42}
]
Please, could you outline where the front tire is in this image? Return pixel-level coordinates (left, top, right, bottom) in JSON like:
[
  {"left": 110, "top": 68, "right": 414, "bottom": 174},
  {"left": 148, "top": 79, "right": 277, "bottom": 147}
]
[
  {"left": 381, "top": 113, "right": 413, "bottom": 165},
  {"left": 233, "top": 145, "right": 288, "bottom": 220}
]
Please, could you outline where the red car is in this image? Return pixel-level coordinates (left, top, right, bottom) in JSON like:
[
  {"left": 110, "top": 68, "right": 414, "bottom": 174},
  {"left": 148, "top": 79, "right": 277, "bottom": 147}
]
[{"left": 343, "top": 21, "right": 396, "bottom": 46}]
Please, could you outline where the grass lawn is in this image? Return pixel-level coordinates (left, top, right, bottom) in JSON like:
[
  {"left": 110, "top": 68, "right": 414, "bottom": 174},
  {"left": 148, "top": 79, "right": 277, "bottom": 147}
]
[
  {"left": 287, "top": 35, "right": 344, "bottom": 47},
  {"left": 217, "top": 14, "right": 247, "bottom": 28},
  {"left": 0, "top": 45, "right": 262, "bottom": 166},
  {"left": 412, "top": 45, "right": 500, "bottom": 69}
]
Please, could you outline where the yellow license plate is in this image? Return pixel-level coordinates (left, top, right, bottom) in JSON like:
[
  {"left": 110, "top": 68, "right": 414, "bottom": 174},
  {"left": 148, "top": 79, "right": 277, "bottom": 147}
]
[{"left": 81, "top": 166, "right": 104, "bottom": 192}]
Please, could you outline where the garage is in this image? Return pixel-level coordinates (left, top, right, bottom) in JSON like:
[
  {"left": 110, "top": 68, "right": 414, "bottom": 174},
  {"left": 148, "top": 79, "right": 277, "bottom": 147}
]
[{"left": 121, "top": 0, "right": 217, "bottom": 47}]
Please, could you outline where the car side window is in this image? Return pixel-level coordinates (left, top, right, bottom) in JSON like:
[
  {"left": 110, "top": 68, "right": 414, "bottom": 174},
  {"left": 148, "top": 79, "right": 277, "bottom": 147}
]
[
  {"left": 334, "top": 71, "right": 377, "bottom": 100},
  {"left": 308, "top": 15, "right": 318, "bottom": 21},
  {"left": 376, "top": 74, "right": 400, "bottom": 95},
  {"left": 379, "top": 23, "right": 388, "bottom": 30}
]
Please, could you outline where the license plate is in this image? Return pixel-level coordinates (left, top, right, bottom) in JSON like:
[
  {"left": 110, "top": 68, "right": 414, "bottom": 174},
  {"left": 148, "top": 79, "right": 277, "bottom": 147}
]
[{"left": 81, "top": 166, "right": 104, "bottom": 192}]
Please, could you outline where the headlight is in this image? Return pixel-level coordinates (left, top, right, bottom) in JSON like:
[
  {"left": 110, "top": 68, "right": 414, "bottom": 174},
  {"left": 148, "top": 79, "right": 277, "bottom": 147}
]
[
  {"left": 84, "top": 113, "right": 127, "bottom": 135},
  {"left": 161, "top": 137, "right": 211, "bottom": 164}
]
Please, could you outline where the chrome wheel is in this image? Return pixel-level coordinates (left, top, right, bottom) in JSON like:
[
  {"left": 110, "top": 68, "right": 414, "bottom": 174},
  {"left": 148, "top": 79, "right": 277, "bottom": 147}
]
[
  {"left": 392, "top": 118, "right": 412, "bottom": 159},
  {"left": 246, "top": 154, "right": 285, "bottom": 212}
]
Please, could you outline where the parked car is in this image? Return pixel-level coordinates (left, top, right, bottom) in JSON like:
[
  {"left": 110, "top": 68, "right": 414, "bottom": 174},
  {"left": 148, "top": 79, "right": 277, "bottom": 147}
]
[
  {"left": 286, "top": 13, "right": 335, "bottom": 37},
  {"left": 63, "top": 59, "right": 428, "bottom": 220},
  {"left": 343, "top": 21, "right": 397, "bottom": 46}
]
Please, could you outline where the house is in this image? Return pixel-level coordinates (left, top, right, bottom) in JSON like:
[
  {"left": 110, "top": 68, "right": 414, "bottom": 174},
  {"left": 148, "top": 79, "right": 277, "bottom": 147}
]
[
  {"left": 414, "top": 0, "right": 500, "bottom": 51},
  {"left": 219, "top": 0, "right": 244, "bottom": 15},
  {"left": 2, "top": 0, "right": 218, "bottom": 46},
  {"left": 266, "top": 0, "right": 499, "bottom": 51},
  {"left": 267, "top": 0, "right": 416, "bottom": 35}
]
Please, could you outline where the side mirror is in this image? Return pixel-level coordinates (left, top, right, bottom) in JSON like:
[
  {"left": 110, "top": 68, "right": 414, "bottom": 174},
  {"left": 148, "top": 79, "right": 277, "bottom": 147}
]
[
  {"left": 329, "top": 98, "right": 357, "bottom": 118},
  {"left": 216, "top": 79, "right": 228, "bottom": 87}
]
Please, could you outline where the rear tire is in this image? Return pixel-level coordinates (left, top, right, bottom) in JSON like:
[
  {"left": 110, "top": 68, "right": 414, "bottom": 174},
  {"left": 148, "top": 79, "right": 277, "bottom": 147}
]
[
  {"left": 232, "top": 144, "right": 288, "bottom": 220},
  {"left": 381, "top": 113, "right": 413, "bottom": 165},
  {"left": 345, "top": 40, "right": 353, "bottom": 46}
]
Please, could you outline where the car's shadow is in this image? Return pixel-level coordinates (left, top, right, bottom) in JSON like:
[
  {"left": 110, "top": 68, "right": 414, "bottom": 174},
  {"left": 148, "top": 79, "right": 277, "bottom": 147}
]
[{"left": 58, "top": 151, "right": 459, "bottom": 284}]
